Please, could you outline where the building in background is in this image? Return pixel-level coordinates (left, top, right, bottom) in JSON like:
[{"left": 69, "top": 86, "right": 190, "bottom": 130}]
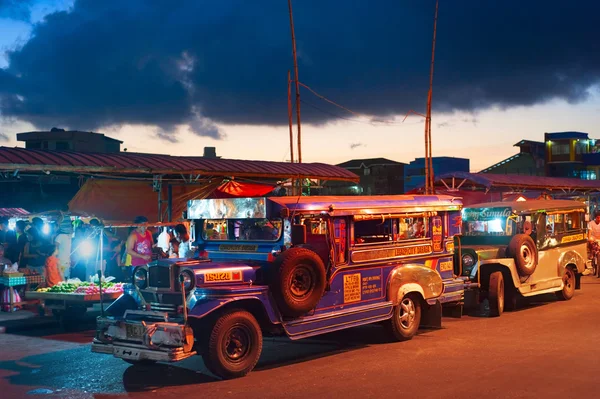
[
  {"left": 480, "top": 140, "right": 545, "bottom": 176},
  {"left": 17, "top": 127, "right": 123, "bottom": 153},
  {"left": 479, "top": 131, "right": 600, "bottom": 180},
  {"left": 323, "top": 158, "right": 405, "bottom": 195},
  {"left": 404, "top": 156, "right": 470, "bottom": 193}
]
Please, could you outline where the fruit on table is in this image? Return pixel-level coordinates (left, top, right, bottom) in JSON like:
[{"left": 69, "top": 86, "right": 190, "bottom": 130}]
[{"left": 36, "top": 281, "right": 124, "bottom": 294}]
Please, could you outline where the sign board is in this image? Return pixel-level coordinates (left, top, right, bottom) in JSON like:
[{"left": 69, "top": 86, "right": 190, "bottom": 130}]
[{"left": 462, "top": 207, "right": 512, "bottom": 222}]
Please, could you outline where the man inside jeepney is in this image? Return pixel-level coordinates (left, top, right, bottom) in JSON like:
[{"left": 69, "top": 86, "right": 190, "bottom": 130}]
[{"left": 411, "top": 219, "right": 425, "bottom": 239}]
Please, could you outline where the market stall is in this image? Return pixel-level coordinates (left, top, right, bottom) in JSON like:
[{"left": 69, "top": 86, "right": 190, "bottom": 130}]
[{"left": 26, "top": 220, "right": 191, "bottom": 328}]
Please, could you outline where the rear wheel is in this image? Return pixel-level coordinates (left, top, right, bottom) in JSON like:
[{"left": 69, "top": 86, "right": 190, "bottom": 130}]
[
  {"left": 556, "top": 267, "right": 576, "bottom": 301},
  {"left": 488, "top": 272, "right": 504, "bottom": 317},
  {"left": 385, "top": 294, "right": 421, "bottom": 341},
  {"left": 203, "top": 309, "right": 263, "bottom": 379}
]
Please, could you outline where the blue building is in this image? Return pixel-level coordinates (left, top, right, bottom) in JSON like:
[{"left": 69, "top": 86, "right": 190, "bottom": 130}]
[{"left": 404, "top": 156, "right": 470, "bottom": 192}]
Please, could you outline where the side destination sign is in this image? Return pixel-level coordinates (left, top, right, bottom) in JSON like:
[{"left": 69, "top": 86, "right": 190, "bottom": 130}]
[
  {"left": 462, "top": 207, "right": 512, "bottom": 221},
  {"left": 352, "top": 244, "right": 432, "bottom": 263}
]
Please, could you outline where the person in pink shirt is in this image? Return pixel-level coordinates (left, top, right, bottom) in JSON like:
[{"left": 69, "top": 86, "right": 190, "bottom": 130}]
[{"left": 126, "top": 216, "right": 153, "bottom": 269}]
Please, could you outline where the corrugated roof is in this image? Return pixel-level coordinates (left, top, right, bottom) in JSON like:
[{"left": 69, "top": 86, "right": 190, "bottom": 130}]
[
  {"left": 0, "top": 208, "right": 30, "bottom": 217},
  {"left": 0, "top": 146, "right": 358, "bottom": 182},
  {"left": 436, "top": 172, "right": 600, "bottom": 191}
]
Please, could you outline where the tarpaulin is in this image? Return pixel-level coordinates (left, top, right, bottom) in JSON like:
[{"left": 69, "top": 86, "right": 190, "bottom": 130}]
[
  {"left": 210, "top": 180, "right": 276, "bottom": 198},
  {"left": 68, "top": 179, "right": 222, "bottom": 223}
]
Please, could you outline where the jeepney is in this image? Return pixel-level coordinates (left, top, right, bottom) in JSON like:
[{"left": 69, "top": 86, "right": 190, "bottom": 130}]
[
  {"left": 455, "top": 200, "right": 587, "bottom": 316},
  {"left": 92, "top": 195, "right": 463, "bottom": 379}
]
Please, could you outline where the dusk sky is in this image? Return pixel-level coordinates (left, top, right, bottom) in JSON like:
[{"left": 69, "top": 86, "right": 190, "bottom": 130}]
[{"left": 0, "top": 0, "right": 599, "bottom": 171}]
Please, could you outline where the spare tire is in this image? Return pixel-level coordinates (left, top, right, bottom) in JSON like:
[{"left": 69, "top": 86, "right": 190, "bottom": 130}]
[
  {"left": 507, "top": 234, "right": 538, "bottom": 276},
  {"left": 271, "top": 247, "right": 327, "bottom": 318}
]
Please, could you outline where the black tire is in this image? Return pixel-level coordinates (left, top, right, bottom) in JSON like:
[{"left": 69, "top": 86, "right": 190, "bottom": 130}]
[
  {"left": 556, "top": 267, "right": 576, "bottom": 301},
  {"left": 488, "top": 271, "right": 504, "bottom": 317},
  {"left": 203, "top": 309, "right": 263, "bottom": 379},
  {"left": 271, "top": 247, "right": 327, "bottom": 318},
  {"left": 385, "top": 294, "right": 422, "bottom": 341},
  {"left": 508, "top": 234, "right": 538, "bottom": 276}
]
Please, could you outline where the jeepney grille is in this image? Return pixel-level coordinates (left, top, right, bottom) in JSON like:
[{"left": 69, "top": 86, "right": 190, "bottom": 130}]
[
  {"left": 149, "top": 267, "right": 171, "bottom": 288},
  {"left": 150, "top": 302, "right": 178, "bottom": 313}
]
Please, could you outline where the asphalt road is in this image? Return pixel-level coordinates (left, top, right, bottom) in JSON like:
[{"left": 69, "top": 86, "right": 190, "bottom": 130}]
[{"left": 2, "top": 277, "right": 600, "bottom": 399}]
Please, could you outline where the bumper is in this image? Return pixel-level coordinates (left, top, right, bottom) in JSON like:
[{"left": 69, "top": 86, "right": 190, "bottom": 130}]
[{"left": 92, "top": 339, "right": 196, "bottom": 362}]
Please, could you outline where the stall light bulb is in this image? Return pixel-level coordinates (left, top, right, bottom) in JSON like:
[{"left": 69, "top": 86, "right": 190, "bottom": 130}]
[
  {"left": 42, "top": 223, "right": 50, "bottom": 235},
  {"left": 80, "top": 240, "right": 94, "bottom": 258}
]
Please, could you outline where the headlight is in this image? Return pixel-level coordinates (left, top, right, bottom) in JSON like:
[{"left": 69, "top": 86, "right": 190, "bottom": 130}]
[
  {"left": 179, "top": 270, "right": 195, "bottom": 291},
  {"left": 133, "top": 267, "right": 148, "bottom": 289},
  {"left": 462, "top": 253, "right": 475, "bottom": 267}
]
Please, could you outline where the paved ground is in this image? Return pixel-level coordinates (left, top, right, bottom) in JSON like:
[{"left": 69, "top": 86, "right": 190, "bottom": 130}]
[{"left": 2, "top": 277, "right": 600, "bottom": 399}]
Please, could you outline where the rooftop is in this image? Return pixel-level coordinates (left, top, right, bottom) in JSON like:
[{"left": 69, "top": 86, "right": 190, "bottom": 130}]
[
  {"left": 0, "top": 146, "right": 359, "bottom": 182},
  {"left": 337, "top": 157, "right": 405, "bottom": 169},
  {"left": 17, "top": 128, "right": 123, "bottom": 144},
  {"left": 464, "top": 199, "right": 586, "bottom": 214},
  {"left": 545, "top": 131, "right": 589, "bottom": 140}
]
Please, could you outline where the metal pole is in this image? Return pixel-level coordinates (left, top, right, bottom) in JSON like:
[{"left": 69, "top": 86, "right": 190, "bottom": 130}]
[
  {"left": 288, "top": 70, "right": 296, "bottom": 196},
  {"left": 98, "top": 226, "right": 105, "bottom": 317},
  {"left": 426, "top": 0, "right": 439, "bottom": 193},
  {"left": 288, "top": 0, "right": 302, "bottom": 163},
  {"left": 167, "top": 184, "right": 173, "bottom": 222}
]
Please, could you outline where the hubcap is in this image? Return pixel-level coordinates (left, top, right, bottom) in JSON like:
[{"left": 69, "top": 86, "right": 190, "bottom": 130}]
[
  {"left": 564, "top": 270, "right": 574, "bottom": 291},
  {"left": 290, "top": 265, "right": 314, "bottom": 299},
  {"left": 399, "top": 297, "right": 416, "bottom": 329},
  {"left": 520, "top": 244, "right": 535, "bottom": 270},
  {"left": 223, "top": 325, "right": 251, "bottom": 362}
]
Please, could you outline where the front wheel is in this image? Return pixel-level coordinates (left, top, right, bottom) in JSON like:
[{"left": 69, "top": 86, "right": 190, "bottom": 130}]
[
  {"left": 385, "top": 294, "right": 421, "bottom": 341},
  {"left": 556, "top": 268, "right": 576, "bottom": 301},
  {"left": 488, "top": 271, "right": 504, "bottom": 317},
  {"left": 203, "top": 309, "right": 263, "bottom": 379}
]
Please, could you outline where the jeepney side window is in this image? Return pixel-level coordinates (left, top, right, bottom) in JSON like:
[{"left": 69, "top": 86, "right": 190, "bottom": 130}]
[
  {"left": 565, "top": 211, "right": 583, "bottom": 231},
  {"left": 333, "top": 218, "right": 348, "bottom": 264},
  {"left": 397, "top": 216, "right": 428, "bottom": 240},
  {"left": 547, "top": 213, "right": 565, "bottom": 235},
  {"left": 354, "top": 218, "right": 393, "bottom": 244}
]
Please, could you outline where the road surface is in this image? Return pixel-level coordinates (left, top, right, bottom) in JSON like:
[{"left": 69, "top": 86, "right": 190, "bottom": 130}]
[{"left": 2, "top": 277, "right": 600, "bottom": 399}]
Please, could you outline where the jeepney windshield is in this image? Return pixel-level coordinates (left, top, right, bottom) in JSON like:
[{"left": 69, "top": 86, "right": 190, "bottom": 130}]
[
  {"left": 203, "top": 218, "right": 283, "bottom": 242},
  {"left": 463, "top": 219, "right": 511, "bottom": 236}
]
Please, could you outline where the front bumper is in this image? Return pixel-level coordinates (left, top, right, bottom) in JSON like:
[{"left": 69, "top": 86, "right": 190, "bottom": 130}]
[
  {"left": 92, "top": 313, "right": 196, "bottom": 363},
  {"left": 92, "top": 339, "right": 196, "bottom": 362}
]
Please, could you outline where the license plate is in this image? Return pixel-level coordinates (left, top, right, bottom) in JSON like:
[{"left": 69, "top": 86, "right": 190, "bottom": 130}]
[
  {"left": 205, "top": 271, "right": 233, "bottom": 282},
  {"left": 125, "top": 324, "right": 144, "bottom": 339}
]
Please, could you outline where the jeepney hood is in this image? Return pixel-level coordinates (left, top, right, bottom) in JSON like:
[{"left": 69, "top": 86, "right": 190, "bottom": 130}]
[{"left": 462, "top": 245, "right": 508, "bottom": 260}]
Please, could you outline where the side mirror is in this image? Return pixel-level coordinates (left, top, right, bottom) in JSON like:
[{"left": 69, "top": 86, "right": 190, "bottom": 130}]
[{"left": 291, "top": 224, "right": 306, "bottom": 246}]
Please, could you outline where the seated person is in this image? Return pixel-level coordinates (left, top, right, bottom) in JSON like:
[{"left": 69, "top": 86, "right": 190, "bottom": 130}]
[{"left": 412, "top": 221, "right": 425, "bottom": 238}]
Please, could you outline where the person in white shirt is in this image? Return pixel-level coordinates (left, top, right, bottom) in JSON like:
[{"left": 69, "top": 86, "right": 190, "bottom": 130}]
[
  {"left": 175, "top": 224, "right": 192, "bottom": 259},
  {"left": 55, "top": 217, "right": 73, "bottom": 280},
  {"left": 588, "top": 212, "right": 600, "bottom": 242}
]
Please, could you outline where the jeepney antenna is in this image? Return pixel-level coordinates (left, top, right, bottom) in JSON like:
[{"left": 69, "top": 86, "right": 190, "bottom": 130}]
[{"left": 425, "top": 0, "right": 440, "bottom": 194}]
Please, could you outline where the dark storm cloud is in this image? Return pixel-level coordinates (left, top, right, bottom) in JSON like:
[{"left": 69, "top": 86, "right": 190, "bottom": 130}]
[{"left": 0, "top": 0, "right": 599, "bottom": 141}]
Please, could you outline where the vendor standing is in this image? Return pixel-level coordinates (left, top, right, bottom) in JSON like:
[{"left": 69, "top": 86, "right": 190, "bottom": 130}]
[
  {"left": 126, "top": 216, "right": 153, "bottom": 272},
  {"left": 55, "top": 217, "right": 73, "bottom": 280}
]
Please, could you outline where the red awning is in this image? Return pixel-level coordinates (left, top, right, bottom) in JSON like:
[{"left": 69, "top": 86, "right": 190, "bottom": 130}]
[
  {"left": 210, "top": 181, "right": 276, "bottom": 198},
  {"left": 68, "top": 179, "right": 222, "bottom": 223},
  {"left": 0, "top": 208, "right": 30, "bottom": 218}
]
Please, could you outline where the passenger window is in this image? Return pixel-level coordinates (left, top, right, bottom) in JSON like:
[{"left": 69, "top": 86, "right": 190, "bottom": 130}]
[
  {"left": 398, "top": 216, "right": 428, "bottom": 240},
  {"left": 565, "top": 212, "right": 582, "bottom": 231},
  {"left": 354, "top": 219, "right": 393, "bottom": 244},
  {"left": 546, "top": 214, "right": 565, "bottom": 235}
]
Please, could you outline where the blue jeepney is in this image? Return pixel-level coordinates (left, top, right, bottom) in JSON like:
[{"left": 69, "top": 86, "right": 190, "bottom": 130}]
[{"left": 92, "top": 195, "right": 463, "bottom": 379}]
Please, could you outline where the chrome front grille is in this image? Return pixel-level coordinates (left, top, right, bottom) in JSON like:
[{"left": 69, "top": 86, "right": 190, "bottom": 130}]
[
  {"left": 148, "top": 267, "right": 171, "bottom": 288},
  {"left": 150, "top": 302, "right": 178, "bottom": 313}
]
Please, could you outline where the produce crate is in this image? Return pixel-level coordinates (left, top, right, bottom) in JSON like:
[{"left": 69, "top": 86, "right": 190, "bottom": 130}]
[
  {"left": 0, "top": 276, "right": 27, "bottom": 287},
  {"left": 25, "top": 275, "right": 44, "bottom": 284}
]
